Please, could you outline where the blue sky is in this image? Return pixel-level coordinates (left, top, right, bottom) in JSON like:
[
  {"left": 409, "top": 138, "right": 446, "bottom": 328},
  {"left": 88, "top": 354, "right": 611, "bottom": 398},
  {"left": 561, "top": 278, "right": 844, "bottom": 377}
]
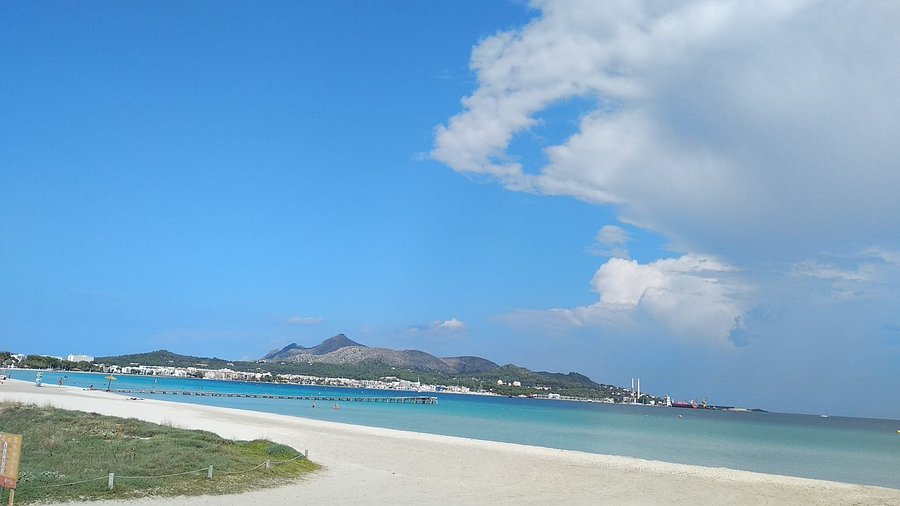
[{"left": 3, "top": 1, "right": 899, "bottom": 419}]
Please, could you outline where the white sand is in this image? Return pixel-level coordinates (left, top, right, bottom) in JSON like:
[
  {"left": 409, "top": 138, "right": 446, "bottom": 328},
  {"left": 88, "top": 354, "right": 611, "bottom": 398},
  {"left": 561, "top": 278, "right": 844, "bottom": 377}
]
[{"left": 2, "top": 379, "right": 898, "bottom": 505}]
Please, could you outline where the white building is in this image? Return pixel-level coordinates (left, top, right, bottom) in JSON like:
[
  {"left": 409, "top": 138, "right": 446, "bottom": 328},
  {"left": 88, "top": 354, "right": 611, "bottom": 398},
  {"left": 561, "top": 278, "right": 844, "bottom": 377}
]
[{"left": 67, "top": 354, "right": 94, "bottom": 362}]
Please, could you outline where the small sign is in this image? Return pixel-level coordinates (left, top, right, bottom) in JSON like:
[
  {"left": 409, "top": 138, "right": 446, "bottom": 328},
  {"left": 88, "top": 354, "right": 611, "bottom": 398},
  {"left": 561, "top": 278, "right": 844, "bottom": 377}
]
[{"left": 0, "top": 432, "right": 22, "bottom": 489}]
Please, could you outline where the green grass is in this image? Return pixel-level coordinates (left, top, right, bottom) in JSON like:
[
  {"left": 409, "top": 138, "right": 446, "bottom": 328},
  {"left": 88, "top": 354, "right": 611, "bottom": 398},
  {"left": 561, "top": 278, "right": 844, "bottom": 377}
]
[{"left": 0, "top": 401, "right": 320, "bottom": 504}]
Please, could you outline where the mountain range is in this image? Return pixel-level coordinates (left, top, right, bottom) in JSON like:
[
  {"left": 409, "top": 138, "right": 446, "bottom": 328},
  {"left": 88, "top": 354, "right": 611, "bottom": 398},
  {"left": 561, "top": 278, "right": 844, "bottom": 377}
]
[
  {"left": 96, "top": 334, "right": 627, "bottom": 398},
  {"left": 262, "top": 334, "right": 501, "bottom": 375}
]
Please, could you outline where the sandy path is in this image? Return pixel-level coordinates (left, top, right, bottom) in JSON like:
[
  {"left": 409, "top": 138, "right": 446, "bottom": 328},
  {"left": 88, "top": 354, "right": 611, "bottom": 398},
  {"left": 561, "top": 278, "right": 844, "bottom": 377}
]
[{"left": 1, "top": 379, "right": 897, "bottom": 505}]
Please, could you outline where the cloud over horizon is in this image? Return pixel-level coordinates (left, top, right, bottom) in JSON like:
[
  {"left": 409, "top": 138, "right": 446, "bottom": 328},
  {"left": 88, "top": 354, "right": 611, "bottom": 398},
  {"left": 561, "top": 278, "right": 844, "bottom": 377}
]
[
  {"left": 286, "top": 316, "right": 324, "bottom": 326},
  {"left": 504, "top": 254, "right": 748, "bottom": 345},
  {"left": 590, "top": 225, "right": 631, "bottom": 258},
  {"left": 405, "top": 318, "right": 468, "bottom": 340}
]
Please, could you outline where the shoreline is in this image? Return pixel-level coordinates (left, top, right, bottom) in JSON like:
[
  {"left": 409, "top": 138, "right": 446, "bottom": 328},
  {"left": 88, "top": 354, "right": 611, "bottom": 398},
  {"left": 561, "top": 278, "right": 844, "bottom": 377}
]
[
  {"left": 11, "top": 368, "right": 900, "bottom": 421},
  {"left": 2, "top": 379, "right": 898, "bottom": 505}
]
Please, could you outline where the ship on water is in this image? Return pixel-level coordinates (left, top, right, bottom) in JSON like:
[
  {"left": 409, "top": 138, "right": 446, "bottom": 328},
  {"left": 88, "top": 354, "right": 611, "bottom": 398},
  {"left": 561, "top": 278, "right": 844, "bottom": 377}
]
[{"left": 671, "top": 399, "right": 709, "bottom": 409}]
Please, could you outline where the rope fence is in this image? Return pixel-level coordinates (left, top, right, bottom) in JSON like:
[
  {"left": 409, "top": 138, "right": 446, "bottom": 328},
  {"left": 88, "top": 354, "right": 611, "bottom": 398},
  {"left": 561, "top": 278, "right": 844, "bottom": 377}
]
[
  {"left": 271, "top": 453, "right": 306, "bottom": 466},
  {"left": 116, "top": 466, "right": 209, "bottom": 480},
  {"left": 212, "top": 461, "right": 267, "bottom": 477},
  {"left": 21, "top": 449, "right": 309, "bottom": 491},
  {"left": 27, "top": 476, "right": 108, "bottom": 489}
]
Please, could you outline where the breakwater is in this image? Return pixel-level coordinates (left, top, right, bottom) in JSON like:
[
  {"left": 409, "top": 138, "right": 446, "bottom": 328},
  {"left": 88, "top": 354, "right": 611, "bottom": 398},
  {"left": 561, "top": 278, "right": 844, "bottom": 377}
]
[{"left": 111, "top": 389, "right": 438, "bottom": 404}]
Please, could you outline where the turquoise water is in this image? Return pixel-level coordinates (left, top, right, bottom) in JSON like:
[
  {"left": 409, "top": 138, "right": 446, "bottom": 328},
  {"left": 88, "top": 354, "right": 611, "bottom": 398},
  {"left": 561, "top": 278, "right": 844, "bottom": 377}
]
[{"left": 6, "top": 370, "right": 899, "bottom": 489}]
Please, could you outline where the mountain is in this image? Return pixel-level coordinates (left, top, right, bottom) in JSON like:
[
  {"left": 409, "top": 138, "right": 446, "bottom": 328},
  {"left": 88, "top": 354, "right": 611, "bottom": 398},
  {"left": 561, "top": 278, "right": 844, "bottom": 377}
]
[
  {"left": 262, "top": 343, "right": 306, "bottom": 361},
  {"left": 440, "top": 356, "right": 500, "bottom": 374},
  {"left": 308, "top": 334, "right": 364, "bottom": 355},
  {"left": 263, "top": 334, "right": 365, "bottom": 361},
  {"left": 261, "top": 334, "right": 499, "bottom": 374}
]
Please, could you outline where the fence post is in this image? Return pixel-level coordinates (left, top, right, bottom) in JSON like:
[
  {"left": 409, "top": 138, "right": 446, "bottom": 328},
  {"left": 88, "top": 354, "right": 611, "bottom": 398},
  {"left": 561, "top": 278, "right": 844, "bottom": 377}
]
[
  {"left": 265, "top": 459, "right": 270, "bottom": 470},
  {"left": 108, "top": 472, "right": 115, "bottom": 490},
  {"left": 208, "top": 465, "right": 213, "bottom": 479},
  {"left": 304, "top": 449, "right": 308, "bottom": 459}
]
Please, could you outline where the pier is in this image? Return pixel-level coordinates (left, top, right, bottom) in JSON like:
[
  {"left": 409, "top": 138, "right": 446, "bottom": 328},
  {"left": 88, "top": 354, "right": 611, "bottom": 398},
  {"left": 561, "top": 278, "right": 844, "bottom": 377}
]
[{"left": 111, "top": 389, "right": 438, "bottom": 404}]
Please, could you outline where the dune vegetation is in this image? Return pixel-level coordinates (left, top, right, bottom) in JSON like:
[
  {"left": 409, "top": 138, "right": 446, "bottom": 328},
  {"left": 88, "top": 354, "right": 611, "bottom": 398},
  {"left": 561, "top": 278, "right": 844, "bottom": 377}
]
[{"left": 0, "top": 401, "right": 319, "bottom": 504}]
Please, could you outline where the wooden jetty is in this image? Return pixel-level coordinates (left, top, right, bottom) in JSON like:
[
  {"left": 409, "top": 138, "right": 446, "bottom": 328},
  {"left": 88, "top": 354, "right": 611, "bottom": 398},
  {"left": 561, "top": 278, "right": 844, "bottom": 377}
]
[{"left": 112, "top": 389, "right": 438, "bottom": 404}]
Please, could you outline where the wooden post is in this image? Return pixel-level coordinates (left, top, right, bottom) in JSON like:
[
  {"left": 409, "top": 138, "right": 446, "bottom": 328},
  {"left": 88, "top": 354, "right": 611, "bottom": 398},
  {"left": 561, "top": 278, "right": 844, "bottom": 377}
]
[
  {"left": 8, "top": 489, "right": 15, "bottom": 506},
  {"left": 265, "top": 460, "right": 270, "bottom": 470},
  {"left": 108, "top": 473, "right": 114, "bottom": 490},
  {"left": 304, "top": 449, "right": 308, "bottom": 459},
  {"left": 207, "top": 465, "right": 213, "bottom": 479}
]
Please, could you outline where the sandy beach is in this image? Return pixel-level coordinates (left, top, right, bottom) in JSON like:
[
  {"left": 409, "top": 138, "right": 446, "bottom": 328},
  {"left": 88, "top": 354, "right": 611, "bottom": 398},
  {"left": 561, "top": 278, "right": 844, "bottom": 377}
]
[{"left": 1, "top": 379, "right": 897, "bottom": 505}]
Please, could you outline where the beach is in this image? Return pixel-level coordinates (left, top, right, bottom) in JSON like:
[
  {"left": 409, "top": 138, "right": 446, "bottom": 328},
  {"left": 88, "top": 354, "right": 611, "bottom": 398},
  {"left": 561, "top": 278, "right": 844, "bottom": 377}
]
[{"left": 1, "top": 380, "right": 897, "bottom": 505}]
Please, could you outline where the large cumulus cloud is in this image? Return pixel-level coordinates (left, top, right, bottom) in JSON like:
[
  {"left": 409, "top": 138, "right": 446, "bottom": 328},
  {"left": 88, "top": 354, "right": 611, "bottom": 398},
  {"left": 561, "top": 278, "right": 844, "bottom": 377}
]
[
  {"left": 434, "top": 0, "right": 900, "bottom": 344},
  {"left": 506, "top": 254, "right": 748, "bottom": 345},
  {"left": 433, "top": 0, "right": 900, "bottom": 262}
]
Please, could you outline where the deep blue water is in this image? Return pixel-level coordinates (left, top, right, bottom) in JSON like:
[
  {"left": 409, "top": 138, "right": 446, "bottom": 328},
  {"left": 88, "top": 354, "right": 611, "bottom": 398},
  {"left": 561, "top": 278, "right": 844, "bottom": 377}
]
[{"left": 5, "top": 369, "right": 899, "bottom": 489}]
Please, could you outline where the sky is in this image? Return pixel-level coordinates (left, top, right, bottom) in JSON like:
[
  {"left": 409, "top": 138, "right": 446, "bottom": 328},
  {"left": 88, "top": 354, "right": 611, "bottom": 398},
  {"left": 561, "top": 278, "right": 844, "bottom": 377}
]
[{"left": 2, "top": 1, "right": 899, "bottom": 419}]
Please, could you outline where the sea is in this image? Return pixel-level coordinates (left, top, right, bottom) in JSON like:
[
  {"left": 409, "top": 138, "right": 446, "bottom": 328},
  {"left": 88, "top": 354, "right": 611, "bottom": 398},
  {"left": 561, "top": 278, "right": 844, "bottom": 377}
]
[{"left": 4, "top": 369, "right": 898, "bottom": 489}]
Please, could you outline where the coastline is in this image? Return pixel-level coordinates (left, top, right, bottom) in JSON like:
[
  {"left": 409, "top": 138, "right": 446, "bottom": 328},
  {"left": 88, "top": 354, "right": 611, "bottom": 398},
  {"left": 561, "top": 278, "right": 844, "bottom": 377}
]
[{"left": 2, "top": 379, "right": 897, "bottom": 505}]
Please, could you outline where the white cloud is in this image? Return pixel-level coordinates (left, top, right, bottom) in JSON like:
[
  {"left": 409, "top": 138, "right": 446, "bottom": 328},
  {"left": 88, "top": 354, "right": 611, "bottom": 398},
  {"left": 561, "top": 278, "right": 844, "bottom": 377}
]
[
  {"left": 597, "top": 255, "right": 746, "bottom": 344},
  {"left": 863, "top": 248, "right": 900, "bottom": 267},
  {"left": 596, "top": 225, "right": 630, "bottom": 246},
  {"left": 789, "top": 249, "right": 900, "bottom": 300},
  {"left": 433, "top": 0, "right": 900, "bottom": 263},
  {"left": 589, "top": 225, "right": 631, "bottom": 258},
  {"left": 406, "top": 318, "right": 467, "bottom": 337},
  {"left": 435, "top": 318, "right": 466, "bottom": 330},
  {"left": 285, "top": 316, "right": 323, "bottom": 326},
  {"left": 506, "top": 255, "right": 748, "bottom": 345},
  {"left": 791, "top": 261, "right": 872, "bottom": 282}
]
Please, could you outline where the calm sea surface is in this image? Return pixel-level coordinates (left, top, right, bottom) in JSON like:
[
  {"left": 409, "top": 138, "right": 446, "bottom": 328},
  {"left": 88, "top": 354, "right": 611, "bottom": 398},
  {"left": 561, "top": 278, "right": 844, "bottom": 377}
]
[{"left": 5, "top": 370, "right": 899, "bottom": 489}]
